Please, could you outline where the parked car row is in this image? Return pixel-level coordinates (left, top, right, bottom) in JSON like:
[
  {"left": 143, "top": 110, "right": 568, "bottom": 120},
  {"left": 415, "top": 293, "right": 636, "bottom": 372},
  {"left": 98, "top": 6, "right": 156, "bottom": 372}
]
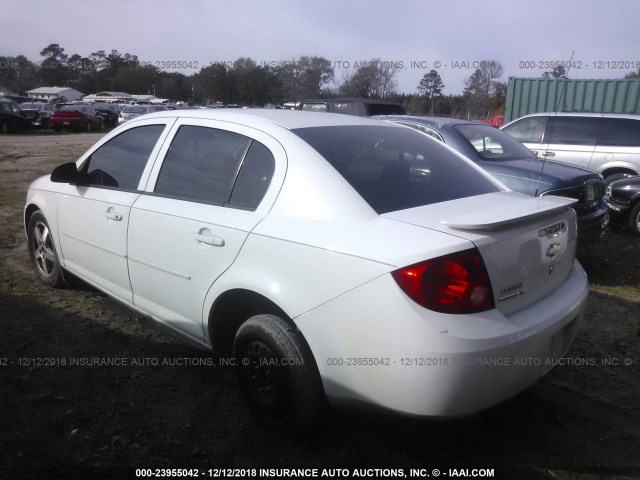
[{"left": 0, "top": 98, "right": 176, "bottom": 133}]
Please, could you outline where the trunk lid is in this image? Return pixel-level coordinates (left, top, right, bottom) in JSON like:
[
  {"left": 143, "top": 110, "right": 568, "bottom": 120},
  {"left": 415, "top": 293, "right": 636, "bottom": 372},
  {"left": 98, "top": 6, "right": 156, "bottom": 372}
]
[{"left": 382, "top": 191, "right": 579, "bottom": 316}]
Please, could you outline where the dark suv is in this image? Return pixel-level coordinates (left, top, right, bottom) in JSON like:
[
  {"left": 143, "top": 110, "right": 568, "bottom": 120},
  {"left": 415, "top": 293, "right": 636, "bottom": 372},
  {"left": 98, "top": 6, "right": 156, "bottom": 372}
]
[{"left": 298, "top": 98, "right": 406, "bottom": 116}]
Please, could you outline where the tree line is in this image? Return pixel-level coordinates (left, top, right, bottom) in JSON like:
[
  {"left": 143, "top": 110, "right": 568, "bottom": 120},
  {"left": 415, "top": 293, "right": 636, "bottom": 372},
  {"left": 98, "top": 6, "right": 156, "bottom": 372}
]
[{"left": 1, "top": 43, "right": 516, "bottom": 118}]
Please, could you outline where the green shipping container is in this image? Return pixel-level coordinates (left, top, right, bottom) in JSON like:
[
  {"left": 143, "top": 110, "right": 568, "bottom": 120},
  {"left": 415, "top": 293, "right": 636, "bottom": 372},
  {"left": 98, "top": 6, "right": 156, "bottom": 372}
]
[{"left": 504, "top": 77, "right": 640, "bottom": 123}]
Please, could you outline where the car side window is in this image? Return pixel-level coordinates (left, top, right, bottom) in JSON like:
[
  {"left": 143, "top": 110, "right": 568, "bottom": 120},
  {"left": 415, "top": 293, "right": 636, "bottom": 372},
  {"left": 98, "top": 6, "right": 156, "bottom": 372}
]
[
  {"left": 546, "top": 117, "right": 599, "bottom": 145},
  {"left": 154, "top": 125, "right": 252, "bottom": 205},
  {"left": 228, "top": 141, "right": 275, "bottom": 210},
  {"left": 502, "top": 116, "right": 547, "bottom": 143},
  {"left": 597, "top": 118, "right": 640, "bottom": 146},
  {"left": 81, "top": 125, "right": 165, "bottom": 190}
]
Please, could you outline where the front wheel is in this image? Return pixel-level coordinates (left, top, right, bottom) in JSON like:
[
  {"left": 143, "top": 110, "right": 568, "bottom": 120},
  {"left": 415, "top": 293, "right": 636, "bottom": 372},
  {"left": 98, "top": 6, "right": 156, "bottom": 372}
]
[
  {"left": 27, "top": 211, "right": 66, "bottom": 287},
  {"left": 605, "top": 173, "right": 633, "bottom": 187},
  {"left": 233, "top": 315, "right": 322, "bottom": 435},
  {"left": 628, "top": 202, "right": 640, "bottom": 235}
]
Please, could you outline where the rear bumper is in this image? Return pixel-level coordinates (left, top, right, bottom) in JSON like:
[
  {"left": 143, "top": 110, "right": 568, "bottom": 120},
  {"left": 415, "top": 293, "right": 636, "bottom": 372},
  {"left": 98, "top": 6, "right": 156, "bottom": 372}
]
[
  {"left": 51, "top": 118, "right": 84, "bottom": 128},
  {"left": 296, "top": 261, "right": 588, "bottom": 417}
]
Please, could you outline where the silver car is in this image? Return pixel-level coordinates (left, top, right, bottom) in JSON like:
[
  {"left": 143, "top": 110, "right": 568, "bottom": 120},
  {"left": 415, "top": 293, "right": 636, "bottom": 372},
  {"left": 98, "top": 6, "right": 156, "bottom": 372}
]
[
  {"left": 501, "top": 112, "right": 640, "bottom": 184},
  {"left": 118, "top": 105, "right": 156, "bottom": 124}
]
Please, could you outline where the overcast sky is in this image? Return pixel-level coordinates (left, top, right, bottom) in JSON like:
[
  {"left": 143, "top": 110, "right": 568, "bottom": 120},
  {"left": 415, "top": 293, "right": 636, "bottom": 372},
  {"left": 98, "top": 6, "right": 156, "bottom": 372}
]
[{"left": 2, "top": 0, "right": 639, "bottom": 95}]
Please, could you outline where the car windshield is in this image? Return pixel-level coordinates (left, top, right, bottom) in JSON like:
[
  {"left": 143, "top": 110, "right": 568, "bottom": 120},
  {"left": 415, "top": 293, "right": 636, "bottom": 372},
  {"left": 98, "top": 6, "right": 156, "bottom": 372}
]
[
  {"left": 293, "top": 125, "right": 499, "bottom": 214},
  {"left": 20, "top": 103, "right": 42, "bottom": 109},
  {"left": 455, "top": 124, "right": 537, "bottom": 161}
]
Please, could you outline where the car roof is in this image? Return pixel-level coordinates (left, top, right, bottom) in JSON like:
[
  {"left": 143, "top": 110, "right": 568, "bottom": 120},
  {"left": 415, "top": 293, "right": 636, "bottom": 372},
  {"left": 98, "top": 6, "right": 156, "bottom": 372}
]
[
  {"left": 374, "top": 115, "right": 475, "bottom": 128},
  {"left": 132, "top": 109, "right": 391, "bottom": 130},
  {"left": 513, "top": 112, "right": 640, "bottom": 120}
]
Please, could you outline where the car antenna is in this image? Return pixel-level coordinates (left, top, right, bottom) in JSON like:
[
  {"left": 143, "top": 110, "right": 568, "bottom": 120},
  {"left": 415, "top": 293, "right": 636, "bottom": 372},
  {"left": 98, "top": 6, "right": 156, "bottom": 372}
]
[{"left": 534, "top": 51, "right": 575, "bottom": 197}]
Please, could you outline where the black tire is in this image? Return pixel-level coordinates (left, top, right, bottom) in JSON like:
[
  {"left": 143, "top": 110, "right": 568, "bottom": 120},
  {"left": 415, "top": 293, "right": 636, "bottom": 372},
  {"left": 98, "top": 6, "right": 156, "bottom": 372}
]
[
  {"left": 1, "top": 122, "right": 7, "bottom": 134},
  {"left": 628, "top": 202, "right": 640, "bottom": 235},
  {"left": 42, "top": 118, "right": 50, "bottom": 130},
  {"left": 86, "top": 121, "right": 92, "bottom": 133},
  {"left": 27, "top": 211, "right": 66, "bottom": 288},
  {"left": 233, "top": 314, "right": 322, "bottom": 435},
  {"left": 53, "top": 126, "right": 62, "bottom": 132}
]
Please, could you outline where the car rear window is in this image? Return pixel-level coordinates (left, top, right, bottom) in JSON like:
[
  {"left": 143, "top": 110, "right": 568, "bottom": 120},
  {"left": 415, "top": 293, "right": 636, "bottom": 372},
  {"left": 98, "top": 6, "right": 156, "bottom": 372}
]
[
  {"left": 293, "top": 125, "right": 499, "bottom": 214},
  {"left": 454, "top": 124, "right": 538, "bottom": 161}
]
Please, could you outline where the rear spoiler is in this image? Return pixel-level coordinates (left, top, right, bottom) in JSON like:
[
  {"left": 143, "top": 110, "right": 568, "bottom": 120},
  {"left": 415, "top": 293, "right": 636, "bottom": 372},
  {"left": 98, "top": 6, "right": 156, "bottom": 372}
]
[{"left": 442, "top": 192, "right": 576, "bottom": 231}]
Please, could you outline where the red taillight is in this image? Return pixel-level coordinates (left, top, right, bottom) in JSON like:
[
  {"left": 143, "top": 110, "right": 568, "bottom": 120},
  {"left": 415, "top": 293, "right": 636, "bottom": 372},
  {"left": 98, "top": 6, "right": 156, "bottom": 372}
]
[{"left": 391, "top": 249, "right": 494, "bottom": 314}]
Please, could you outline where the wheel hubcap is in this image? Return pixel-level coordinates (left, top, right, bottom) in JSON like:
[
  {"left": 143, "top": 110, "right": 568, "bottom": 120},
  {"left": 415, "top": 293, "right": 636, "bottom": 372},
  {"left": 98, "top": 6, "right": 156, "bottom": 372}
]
[
  {"left": 240, "top": 339, "right": 290, "bottom": 415},
  {"left": 32, "top": 221, "right": 56, "bottom": 278}
]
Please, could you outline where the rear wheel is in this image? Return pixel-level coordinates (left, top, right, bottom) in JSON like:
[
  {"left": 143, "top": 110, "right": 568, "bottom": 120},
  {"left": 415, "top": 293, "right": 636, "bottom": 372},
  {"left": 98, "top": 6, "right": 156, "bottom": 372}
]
[
  {"left": 233, "top": 315, "right": 322, "bottom": 435},
  {"left": 1, "top": 122, "right": 7, "bottom": 134},
  {"left": 27, "top": 211, "right": 66, "bottom": 287},
  {"left": 628, "top": 202, "right": 640, "bottom": 235}
]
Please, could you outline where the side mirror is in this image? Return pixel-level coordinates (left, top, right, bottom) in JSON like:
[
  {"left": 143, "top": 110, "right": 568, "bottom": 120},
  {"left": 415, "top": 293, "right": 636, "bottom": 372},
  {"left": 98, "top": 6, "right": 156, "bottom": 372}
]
[{"left": 50, "top": 162, "right": 81, "bottom": 184}]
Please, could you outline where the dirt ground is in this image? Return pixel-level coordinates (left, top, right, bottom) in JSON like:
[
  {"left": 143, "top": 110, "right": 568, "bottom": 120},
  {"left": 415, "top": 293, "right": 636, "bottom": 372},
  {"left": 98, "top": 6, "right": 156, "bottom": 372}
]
[{"left": 0, "top": 131, "right": 639, "bottom": 480}]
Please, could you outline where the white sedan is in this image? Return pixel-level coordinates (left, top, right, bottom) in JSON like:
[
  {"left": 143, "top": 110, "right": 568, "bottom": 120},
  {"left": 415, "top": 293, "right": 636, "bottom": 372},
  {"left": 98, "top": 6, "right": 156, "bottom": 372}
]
[{"left": 25, "top": 110, "right": 588, "bottom": 434}]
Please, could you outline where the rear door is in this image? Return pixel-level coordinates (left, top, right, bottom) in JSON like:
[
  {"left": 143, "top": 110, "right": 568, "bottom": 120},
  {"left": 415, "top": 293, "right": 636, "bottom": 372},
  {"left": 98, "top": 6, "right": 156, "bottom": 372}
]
[
  {"left": 591, "top": 116, "right": 640, "bottom": 174},
  {"left": 541, "top": 116, "right": 600, "bottom": 169},
  {"left": 127, "top": 119, "right": 285, "bottom": 339}
]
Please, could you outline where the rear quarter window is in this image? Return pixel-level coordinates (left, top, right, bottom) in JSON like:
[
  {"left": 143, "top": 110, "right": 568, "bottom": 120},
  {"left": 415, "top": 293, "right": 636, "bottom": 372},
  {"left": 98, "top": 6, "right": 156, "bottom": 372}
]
[
  {"left": 293, "top": 125, "right": 499, "bottom": 214},
  {"left": 597, "top": 118, "right": 640, "bottom": 146}
]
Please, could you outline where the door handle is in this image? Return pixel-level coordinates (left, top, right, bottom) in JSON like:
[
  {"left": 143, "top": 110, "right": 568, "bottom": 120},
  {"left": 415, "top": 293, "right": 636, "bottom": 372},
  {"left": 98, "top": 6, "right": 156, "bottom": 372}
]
[
  {"left": 542, "top": 151, "right": 556, "bottom": 157},
  {"left": 104, "top": 210, "right": 123, "bottom": 221},
  {"left": 193, "top": 233, "right": 225, "bottom": 247}
]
